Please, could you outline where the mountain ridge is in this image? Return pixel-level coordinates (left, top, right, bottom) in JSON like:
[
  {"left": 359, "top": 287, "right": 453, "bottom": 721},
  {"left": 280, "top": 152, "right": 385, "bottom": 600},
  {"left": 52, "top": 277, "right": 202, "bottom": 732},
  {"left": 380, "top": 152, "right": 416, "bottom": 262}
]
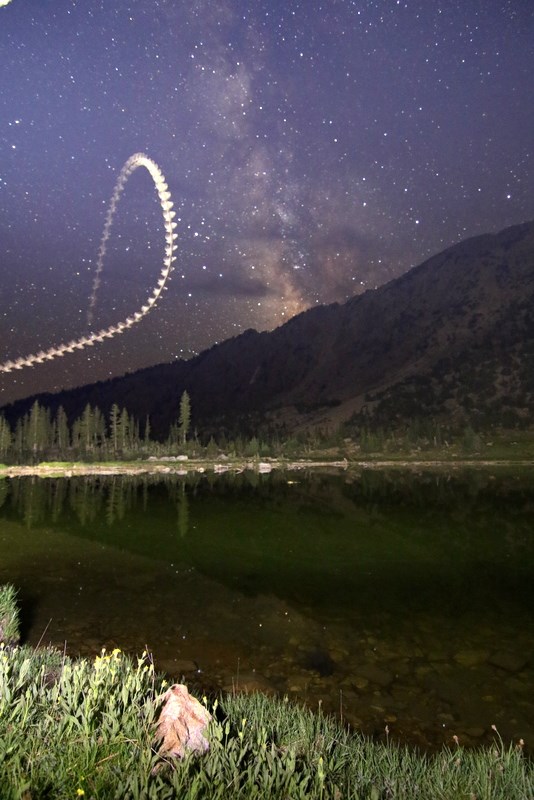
[{"left": 2, "top": 220, "right": 534, "bottom": 438}]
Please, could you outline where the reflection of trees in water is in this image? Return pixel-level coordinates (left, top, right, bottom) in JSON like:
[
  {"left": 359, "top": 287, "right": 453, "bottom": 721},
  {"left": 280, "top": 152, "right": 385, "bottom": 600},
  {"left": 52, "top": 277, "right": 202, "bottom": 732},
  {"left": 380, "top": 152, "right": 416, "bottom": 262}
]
[
  {"left": 166, "top": 479, "right": 190, "bottom": 537},
  {"left": 1, "top": 469, "right": 533, "bottom": 617},
  {"left": 342, "top": 468, "right": 531, "bottom": 513},
  {"left": 50, "top": 479, "right": 68, "bottom": 523},
  {"left": 177, "top": 485, "right": 189, "bottom": 538},
  {"left": 68, "top": 475, "right": 144, "bottom": 526},
  {"left": 0, "top": 480, "right": 8, "bottom": 511},
  {"left": 1, "top": 473, "right": 198, "bottom": 531},
  {"left": 0, "top": 472, "right": 209, "bottom": 535},
  {"left": 10, "top": 477, "right": 49, "bottom": 528},
  {"left": 69, "top": 479, "right": 102, "bottom": 526},
  {"left": 105, "top": 477, "right": 139, "bottom": 525},
  {"left": 1, "top": 471, "right": 534, "bottom": 556}
]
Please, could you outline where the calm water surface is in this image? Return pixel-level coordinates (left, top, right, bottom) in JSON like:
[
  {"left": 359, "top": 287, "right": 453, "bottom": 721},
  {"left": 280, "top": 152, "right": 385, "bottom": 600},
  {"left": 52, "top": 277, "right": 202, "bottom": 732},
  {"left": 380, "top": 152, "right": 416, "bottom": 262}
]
[{"left": 0, "top": 468, "right": 532, "bottom": 751}]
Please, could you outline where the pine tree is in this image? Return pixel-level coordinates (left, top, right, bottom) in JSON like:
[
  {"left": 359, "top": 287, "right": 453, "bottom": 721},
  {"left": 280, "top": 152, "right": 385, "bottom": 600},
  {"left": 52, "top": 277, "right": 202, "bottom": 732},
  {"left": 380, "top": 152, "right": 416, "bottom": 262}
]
[
  {"left": 93, "top": 406, "right": 106, "bottom": 453},
  {"left": 14, "top": 419, "right": 24, "bottom": 460},
  {"left": 80, "top": 404, "right": 94, "bottom": 453},
  {"left": 109, "top": 404, "right": 120, "bottom": 455},
  {"left": 0, "top": 414, "right": 12, "bottom": 459},
  {"left": 178, "top": 391, "right": 191, "bottom": 447},
  {"left": 132, "top": 417, "right": 141, "bottom": 450},
  {"left": 205, "top": 436, "right": 218, "bottom": 457},
  {"left": 26, "top": 401, "right": 51, "bottom": 458},
  {"left": 118, "top": 407, "right": 130, "bottom": 453},
  {"left": 54, "top": 406, "right": 70, "bottom": 456},
  {"left": 244, "top": 436, "right": 260, "bottom": 457},
  {"left": 71, "top": 416, "right": 82, "bottom": 453}
]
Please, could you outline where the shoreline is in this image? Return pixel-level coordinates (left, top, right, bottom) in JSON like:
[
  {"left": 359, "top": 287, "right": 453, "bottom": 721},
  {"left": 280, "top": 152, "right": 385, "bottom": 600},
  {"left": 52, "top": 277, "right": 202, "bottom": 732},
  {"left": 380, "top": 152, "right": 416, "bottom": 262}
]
[{"left": 2, "top": 456, "right": 534, "bottom": 478}]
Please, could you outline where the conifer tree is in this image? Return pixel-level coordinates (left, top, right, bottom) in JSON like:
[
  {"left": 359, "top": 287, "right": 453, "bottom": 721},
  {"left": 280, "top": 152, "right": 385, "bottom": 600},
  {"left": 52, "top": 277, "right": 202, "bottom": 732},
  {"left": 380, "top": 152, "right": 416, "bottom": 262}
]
[
  {"left": 109, "top": 404, "right": 120, "bottom": 455},
  {"left": 178, "top": 391, "right": 191, "bottom": 446},
  {"left": 0, "top": 414, "right": 12, "bottom": 459},
  {"left": 54, "top": 406, "right": 70, "bottom": 456},
  {"left": 14, "top": 419, "right": 24, "bottom": 459},
  {"left": 94, "top": 406, "right": 106, "bottom": 452},
  {"left": 80, "top": 404, "right": 94, "bottom": 453},
  {"left": 26, "top": 401, "right": 51, "bottom": 457},
  {"left": 118, "top": 407, "right": 130, "bottom": 453}
]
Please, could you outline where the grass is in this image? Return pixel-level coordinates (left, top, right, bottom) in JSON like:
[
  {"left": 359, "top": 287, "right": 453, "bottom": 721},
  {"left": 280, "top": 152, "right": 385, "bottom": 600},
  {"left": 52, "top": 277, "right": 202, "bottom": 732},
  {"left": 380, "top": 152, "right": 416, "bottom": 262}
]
[
  {"left": 0, "top": 584, "right": 19, "bottom": 646},
  {"left": 339, "top": 429, "right": 534, "bottom": 463},
  {"left": 0, "top": 587, "right": 532, "bottom": 799}
]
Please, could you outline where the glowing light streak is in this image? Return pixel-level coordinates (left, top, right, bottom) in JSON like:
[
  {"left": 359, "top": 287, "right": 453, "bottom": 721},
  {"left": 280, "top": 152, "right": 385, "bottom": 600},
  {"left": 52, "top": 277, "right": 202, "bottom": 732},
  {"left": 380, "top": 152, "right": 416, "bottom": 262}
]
[{"left": 0, "top": 153, "right": 176, "bottom": 374}]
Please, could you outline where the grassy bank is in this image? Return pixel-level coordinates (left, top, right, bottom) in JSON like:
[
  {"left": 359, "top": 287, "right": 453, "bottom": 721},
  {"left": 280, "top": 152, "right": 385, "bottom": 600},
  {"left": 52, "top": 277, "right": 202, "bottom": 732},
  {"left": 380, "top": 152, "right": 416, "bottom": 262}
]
[{"left": 0, "top": 586, "right": 532, "bottom": 799}]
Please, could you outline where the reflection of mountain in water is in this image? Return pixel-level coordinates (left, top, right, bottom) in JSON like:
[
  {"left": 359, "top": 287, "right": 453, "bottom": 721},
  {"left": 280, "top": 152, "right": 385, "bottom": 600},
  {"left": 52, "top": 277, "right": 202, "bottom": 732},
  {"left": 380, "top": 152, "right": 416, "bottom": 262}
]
[{"left": 1, "top": 470, "right": 533, "bottom": 618}]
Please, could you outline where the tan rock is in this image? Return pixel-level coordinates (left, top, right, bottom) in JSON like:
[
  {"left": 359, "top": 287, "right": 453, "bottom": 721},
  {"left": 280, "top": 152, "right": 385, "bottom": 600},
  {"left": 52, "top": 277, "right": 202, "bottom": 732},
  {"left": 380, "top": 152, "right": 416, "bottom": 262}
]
[{"left": 154, "top": 684, "right": 211, "bottom": 759}]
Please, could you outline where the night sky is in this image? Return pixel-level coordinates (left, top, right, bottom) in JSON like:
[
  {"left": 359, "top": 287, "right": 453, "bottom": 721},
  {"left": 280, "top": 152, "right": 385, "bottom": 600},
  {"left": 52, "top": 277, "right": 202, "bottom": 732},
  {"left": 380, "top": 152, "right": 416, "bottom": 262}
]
[{"left": 1, "top": 0, "right": 533, "bottom": 405}]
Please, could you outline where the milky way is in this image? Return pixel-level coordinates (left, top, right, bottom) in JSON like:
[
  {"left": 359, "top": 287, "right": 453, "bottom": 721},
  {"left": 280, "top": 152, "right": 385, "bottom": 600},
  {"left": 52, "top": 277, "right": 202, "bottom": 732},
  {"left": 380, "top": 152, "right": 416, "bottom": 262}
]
[{"left": 1, "top": 0, "right": 533, "bottom": 404}]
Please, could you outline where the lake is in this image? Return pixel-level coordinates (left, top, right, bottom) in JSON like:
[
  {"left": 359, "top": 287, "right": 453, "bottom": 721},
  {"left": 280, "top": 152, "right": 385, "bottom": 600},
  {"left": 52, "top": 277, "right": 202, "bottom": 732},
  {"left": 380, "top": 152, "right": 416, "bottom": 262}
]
[{"left": 0, "top": 467, "right": 532, "bottom": 751}]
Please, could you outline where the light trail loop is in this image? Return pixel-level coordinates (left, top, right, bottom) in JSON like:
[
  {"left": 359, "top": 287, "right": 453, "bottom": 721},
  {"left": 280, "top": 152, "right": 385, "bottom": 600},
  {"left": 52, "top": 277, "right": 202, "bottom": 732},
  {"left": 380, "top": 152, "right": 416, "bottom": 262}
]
[{"left": 0, "top": 153, "right": 177, "bottom": 373}]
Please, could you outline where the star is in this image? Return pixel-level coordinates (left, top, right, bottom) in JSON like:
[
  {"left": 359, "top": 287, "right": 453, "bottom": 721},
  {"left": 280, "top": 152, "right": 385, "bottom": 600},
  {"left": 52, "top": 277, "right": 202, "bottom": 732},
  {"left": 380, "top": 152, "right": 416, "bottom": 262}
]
[{"left": 0, "top": 0, "right": 533, "bottom": 404}]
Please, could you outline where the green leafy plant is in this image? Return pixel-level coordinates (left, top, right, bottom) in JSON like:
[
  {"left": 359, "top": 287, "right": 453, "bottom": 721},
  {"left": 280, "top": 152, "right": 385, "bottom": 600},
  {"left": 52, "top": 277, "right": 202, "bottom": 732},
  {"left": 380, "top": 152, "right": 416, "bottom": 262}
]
[{"left": 0, "top": 584, "right": 19, "bottom": 646}]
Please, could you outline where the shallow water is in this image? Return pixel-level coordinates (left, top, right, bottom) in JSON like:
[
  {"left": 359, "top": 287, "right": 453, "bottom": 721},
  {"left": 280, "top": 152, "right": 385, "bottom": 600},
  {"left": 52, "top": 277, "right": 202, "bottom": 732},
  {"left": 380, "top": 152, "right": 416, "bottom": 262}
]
[{"left": 0, "top": 468, "right": 532, "bottom": 751}]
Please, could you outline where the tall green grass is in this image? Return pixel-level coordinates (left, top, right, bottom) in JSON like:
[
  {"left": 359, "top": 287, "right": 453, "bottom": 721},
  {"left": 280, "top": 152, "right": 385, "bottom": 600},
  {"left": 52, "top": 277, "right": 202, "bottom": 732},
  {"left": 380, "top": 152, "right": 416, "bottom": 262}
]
[{"left": 0, "top": 584, "right": 19, "bottom": 646}]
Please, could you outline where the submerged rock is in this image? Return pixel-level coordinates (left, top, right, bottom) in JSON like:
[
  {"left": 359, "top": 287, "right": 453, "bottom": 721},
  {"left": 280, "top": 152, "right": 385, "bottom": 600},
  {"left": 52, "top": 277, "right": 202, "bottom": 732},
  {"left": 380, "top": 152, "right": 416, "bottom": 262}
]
[
  {"left": 223, "top": 670, "right": 276, "bottom": 695},
  {"left": 158, "top": 658, "right": 200, "bottom": 677},
  {"left": 355, "top": 664, "right": 394, "bottom": 688},
  {"left": 453, "top": 649, "right": 490, "bottom": 668},
  {"left": 300, "top": 647, "right": 336, "bottom": 677},
  {"left": 489, "top": 651, "right": 529, "bottom": 673}
]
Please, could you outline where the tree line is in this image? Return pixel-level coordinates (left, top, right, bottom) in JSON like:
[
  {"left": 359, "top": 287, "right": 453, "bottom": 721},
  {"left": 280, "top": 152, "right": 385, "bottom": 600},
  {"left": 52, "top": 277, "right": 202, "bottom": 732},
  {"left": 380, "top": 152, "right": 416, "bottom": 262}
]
[
  {"left": 0, "top": 390, "right": 489, "bottom": 465},
  {"left": 0, "top": 391, "right": 318, "bottom": 463},
  {"left": 0, "top": 391, "right": 194, "bottom": 463}
]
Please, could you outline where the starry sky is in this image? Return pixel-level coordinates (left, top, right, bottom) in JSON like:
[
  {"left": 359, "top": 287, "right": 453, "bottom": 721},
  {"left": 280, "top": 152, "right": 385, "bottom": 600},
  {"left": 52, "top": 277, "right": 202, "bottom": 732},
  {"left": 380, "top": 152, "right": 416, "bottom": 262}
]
[{"left": 1, "top": 0, "right": 533, "bottom": 405}]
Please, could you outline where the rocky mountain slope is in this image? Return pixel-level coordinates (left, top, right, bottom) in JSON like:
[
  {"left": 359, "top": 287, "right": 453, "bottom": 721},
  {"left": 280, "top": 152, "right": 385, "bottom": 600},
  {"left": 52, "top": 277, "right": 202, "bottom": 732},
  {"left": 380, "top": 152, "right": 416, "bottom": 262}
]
[{"left": 3, "top": 220, "right": 534, "bottom": 437}]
